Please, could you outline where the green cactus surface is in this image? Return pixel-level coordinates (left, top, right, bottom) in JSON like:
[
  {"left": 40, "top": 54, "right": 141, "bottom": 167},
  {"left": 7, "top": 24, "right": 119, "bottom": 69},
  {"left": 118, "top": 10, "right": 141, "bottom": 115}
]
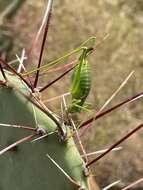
[{"left": 0, "top": 70, "right": 89, "bottom": 190}]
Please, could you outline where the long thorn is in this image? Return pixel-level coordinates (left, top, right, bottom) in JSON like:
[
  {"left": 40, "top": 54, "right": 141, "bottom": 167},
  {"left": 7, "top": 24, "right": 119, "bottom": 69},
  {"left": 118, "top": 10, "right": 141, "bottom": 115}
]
[
  {"left": 8, "top": 56, "right": 27, "bottom": 66},
  {"left": 8, "top": 81, "right": 60, "bottom": 125},
  {"left": 16, "top": 48, "right": 26, "bottom": 73},
  {"left": 0, "top": 134, "right": 37, "bottom": 155},
  {"left": 21, "top": 59, "right": 76, "bottom": 83},
  {"left": 34, "top": 0, "right": 53, "bottom": 88},
  {"left": 16, "top": 50, "right": 34, "bottom": 87},
  {"left": 31, "top": 131, "right": 56, "bottom": 142},
  {"left": 39, "top": 65, "right": 75, "bottom": 92},
  {"left": 70, "top": 117, "right": 88, "bottom": 164},
  {"left": 80, "top": 90, "right": 143, "bottom": 129},
  {"left": 86, "top": 123, "right": 143, "bottom": 167},
  {"left": 62, "top": 94, "right": 88, "bottom": 164},
  {"left": 96, "top": 71, "right": 134, "bottom": 115},
  {"left": 80, "top": 71, "right": 134, "bottom": 136},
  {"left": 81, "top": 147, "right": 122, "bottom": 157},
  {"left": 35, "top": 0, "right": 53, "bottom": 44},
  {"left": 28, "top": 0, "right": 53, "bottom": 56},
  {"left": 121, "top": 178, "right": 143, "bottom": 190},
  {"left": 0, "top": 123, "right": 36, "bottom": 132},
  {"left": 32, "top": 103, "right": 39, "bottom": 128},
  {"left": 7, "top": 81, "right": 63, "bottom": 135},
  {"left": 43, "top": 92, "right": 70, "bottom": 103},
  {"left": 41, "top": 60, "right": 76, "bottom": 74},
  {"left": 103, "top": 180, "right": 121, "bottom": 190},
  {"left": 0, "top": 58, "right": 34, "bottom": 92},
  {"left": 24, "top": 83, "right": 62, "bottom": 124},
  {"left": 46, "top": 154, "right": 81, "bottom": 188},
  {"left": 0, "top": 62, "right": 7, "bottom": 81}
]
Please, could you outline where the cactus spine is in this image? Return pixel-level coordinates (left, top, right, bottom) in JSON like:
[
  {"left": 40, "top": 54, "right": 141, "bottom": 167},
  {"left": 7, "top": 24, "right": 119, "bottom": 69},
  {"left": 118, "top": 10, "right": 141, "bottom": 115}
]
[{"left": 0, "top": 69, "right": 90, "bottom": 190}]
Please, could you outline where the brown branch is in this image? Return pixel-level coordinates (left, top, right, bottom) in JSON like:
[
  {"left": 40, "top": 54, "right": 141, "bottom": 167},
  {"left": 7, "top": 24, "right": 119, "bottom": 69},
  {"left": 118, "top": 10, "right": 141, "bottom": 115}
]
[
  {"left": 86, "top": 123, "right": 143, "bottom": 167},
  {"left": 39, "top": 65, "right": 75, "bottom": 92},
  {"left": 34, "top": 1, "right": 53, "bottom": 88},
  {"left": 80, "top": 91, "right": 143, "bottom": 129}
]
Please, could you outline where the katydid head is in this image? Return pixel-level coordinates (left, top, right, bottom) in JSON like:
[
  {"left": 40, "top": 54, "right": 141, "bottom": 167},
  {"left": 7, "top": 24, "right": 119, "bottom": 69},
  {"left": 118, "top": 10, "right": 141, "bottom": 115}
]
[{"left": 79, "top": 47, "right": 93, "bottom": 61}]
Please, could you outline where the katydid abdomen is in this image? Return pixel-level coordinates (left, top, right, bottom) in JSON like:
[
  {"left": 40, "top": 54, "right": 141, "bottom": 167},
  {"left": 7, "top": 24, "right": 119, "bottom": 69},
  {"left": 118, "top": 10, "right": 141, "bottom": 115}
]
[{"left": 70, "top": 49, "right": 92, "bottom": 112}]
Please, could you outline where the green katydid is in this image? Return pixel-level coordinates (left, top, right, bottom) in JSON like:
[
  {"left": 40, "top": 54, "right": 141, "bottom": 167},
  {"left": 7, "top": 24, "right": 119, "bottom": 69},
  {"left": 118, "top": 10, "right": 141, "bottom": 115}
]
[
  {"left": 22, "top": 37, "right": 95, "bottom": 113},
  {"left": 69, "top": 47, "right": 93, "bottom": 113}
]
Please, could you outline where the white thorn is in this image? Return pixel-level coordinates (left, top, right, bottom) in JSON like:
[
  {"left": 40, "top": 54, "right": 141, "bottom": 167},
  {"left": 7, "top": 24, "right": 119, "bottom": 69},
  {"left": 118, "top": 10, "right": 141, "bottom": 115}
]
[
  {"left": 16, "top": 48, "right": 26, "bottom": 73},
  {"left": 35, "top": 0, "right": 53, "bottom": 43},
  {"left": 102, "top": 180, "right": 121, "bottom": 190},
  {"left": 81, "top": 147, "right": 122, "bottom": 157}
]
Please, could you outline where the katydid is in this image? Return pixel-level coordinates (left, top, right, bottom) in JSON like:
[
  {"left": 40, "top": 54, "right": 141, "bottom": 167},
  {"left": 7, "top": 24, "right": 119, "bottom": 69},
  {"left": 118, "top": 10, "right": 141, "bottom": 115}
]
[{"left": 69, "top": 47, "right": 93, "bottom": 113}]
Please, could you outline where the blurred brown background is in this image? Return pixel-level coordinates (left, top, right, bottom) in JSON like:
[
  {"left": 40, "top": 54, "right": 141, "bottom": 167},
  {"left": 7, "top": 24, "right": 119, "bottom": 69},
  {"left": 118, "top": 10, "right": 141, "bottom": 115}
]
[{"left": 0, "top": 0, "right": 143, "bottom": 189}]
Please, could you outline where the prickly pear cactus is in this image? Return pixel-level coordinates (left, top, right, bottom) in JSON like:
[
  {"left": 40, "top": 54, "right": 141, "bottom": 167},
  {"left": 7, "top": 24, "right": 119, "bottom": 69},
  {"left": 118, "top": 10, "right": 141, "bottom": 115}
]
[{"left": 0, "top": 70, "right": 90, "bottom": 190}]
